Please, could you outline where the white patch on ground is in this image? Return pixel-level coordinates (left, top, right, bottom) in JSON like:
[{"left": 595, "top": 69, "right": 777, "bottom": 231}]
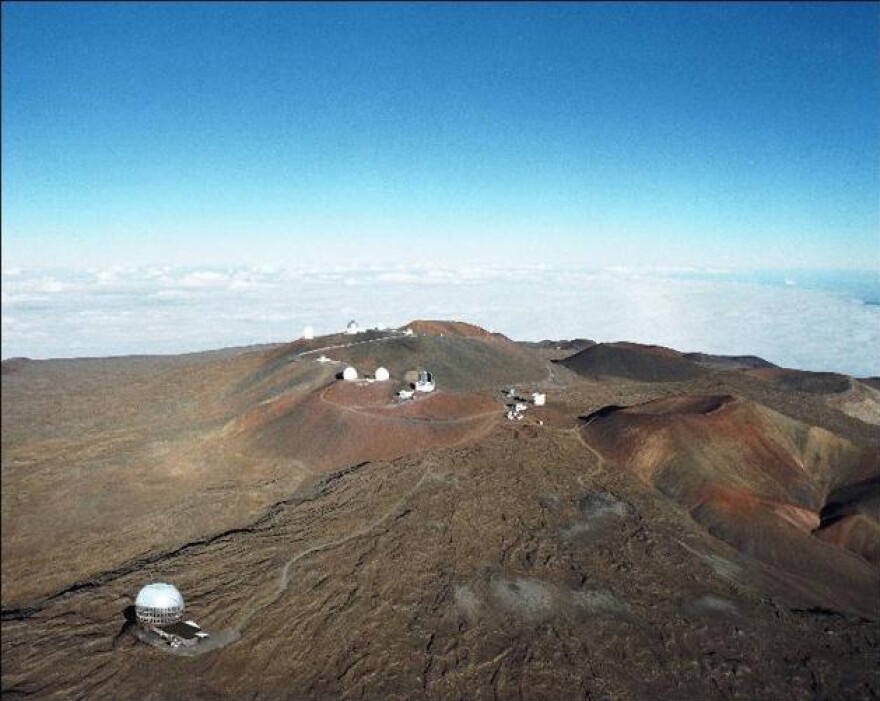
[
  {"left": 490, "top": 577, "right": 555, "bottom": 619},
  {"left": 559, "top": 522, "right": 595, "bottom": 539},
  {"left": 454, "top": 584, "right": 481, "bottom": 623},
  {"left": 577, "top": 491, "right": 633, "bottom": 519},
  {"left": 684, "top": 594, "right": 741, "bottom": 618},
  {"left": 570, "top": 589, "right": 626, "bottom": 615},
  {"left": 560, "top": 491, "right": 634, "bottom": 540},
  {"left": 457, "top": 576, "right": 628, "bottom": 624}
]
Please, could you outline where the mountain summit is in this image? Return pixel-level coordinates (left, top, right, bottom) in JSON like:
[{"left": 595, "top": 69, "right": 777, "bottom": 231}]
[{"left": 3, "top": 322, "right": 879, "bottom": 699}]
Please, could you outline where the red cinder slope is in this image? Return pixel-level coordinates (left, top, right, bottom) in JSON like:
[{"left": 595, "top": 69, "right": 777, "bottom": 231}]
[
  {"left": 223, "top": 381, "right": 500, "bottom": 472},
  {"left": 816, "top": 515, "right": 880, "bottom": 565},
  {"left": 581, "top": 394, "right": 880, "bottom": 617},
  {"left": 405, "top": 320, "right": 506, "bottom": 339},
  {"left": 560, "top": 342, "right": 707, "bottom": 382}
]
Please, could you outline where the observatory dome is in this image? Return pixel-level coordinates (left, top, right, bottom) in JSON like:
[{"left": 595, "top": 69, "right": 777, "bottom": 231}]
[
  {"left": 303, "top": 326, "right": 315, "bottom": 340},
  {"left": 342, "top": 366, "right": 358, "bottom": 381},
  {"left": 135, "top": 582, "right": 185, "bottom": 626},
  {"left": 374, "top": 367, "right": 390, "bottom": 381},
  {"left": 415, "top": 370, "right": 435, "bottom": 393}
]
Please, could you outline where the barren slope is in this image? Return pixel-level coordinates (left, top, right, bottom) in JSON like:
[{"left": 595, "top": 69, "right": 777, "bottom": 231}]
[
  {"left": 581, "top": 394, "right": 880, "bottom": 617},
  {"left": 3, "top": 325, "right": 880, "bottom": 700},
  {"left": 559, "top": 342, "right": 708, "bottom": 382},
  {"left": 1, "top": 325, "right": 536, "bottom": 604},
  {"left": 323, "top": 334, "right": 547, "bottom": 392},
  {"left": 3, "top": 425, "right": 879, "bottom": 700}
]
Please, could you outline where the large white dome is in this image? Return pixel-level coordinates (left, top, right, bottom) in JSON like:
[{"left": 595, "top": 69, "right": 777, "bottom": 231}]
[
  {"left": 342, "top": 366, "right": 358, "bottom": 381},
  {"left": 374, "top": 367, "right": 390, "bottom": 381},
  {"left": 135, "top": 582, "right": 185, "bottom": 625},
  {"left": 136, "top": 582, "right": 184, "bottom": 609}
]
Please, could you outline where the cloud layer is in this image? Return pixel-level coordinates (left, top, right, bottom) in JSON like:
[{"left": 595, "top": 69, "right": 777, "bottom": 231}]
[{"left": 2, "top": 266, "right": 878, "bottom": 377}]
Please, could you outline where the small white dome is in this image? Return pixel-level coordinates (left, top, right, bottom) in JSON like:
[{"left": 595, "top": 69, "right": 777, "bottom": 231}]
[
  {"left": 342, "top": 366, "right": 358, "bottom": 381},
  {"left": 374, "top": 367, "right": 390, "bottom": 381},
  {"left": 303, "top": 326, "right": 315, "bottom": 340}
]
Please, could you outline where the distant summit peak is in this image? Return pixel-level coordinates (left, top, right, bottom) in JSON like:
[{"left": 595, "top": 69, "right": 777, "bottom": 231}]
[{"left": 404, "top": 320, "right": 506, "bottom": 340}]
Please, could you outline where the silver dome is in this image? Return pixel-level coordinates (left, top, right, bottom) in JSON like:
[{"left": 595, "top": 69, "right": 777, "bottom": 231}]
[{"left": 135, "top": 582, "right": 185, "bottom": 626}]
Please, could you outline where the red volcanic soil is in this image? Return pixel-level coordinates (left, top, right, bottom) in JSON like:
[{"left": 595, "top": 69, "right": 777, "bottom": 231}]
[
  {"left": 744, "top": 367, "right": 852, "bottom": 395},
  {"left": 371, "top": 391, "right": 498, "bottom": 420},
  {"left": 583, "top": 394, "right": 878, "bottom": 510},
  {"left": 2, "top": 331, "right": 526, "bottom": 605},
  {"left": 560, "top": 342, "right": 707, "bottom": 383},
  {"left": 265, "top": 328, "right": 391, "bottom": 363},
  {"left": 321, "top": 378, "right": 399, "bottom": 407},
  {"left": 683, "top": 352, "right": 776, "bottom": 371},
  {"left": 621, "top": 394, "right": 734, "bottom": 416},
  {"left": 406, "top": 320, "right": 506, "bottom": 339},
  {"left": 581, "top": 394, "right": 880, "bottom": 617},
  {"left": 610, "top": 341, "right": 690, "bottom": 360},
  {"left": 6, "top": 329, "right": 880, "bottom": 699},
  {"left": 816, "top": 515, "right": 880, "bottom": 565},
  {"left": 323, "top": 333, "right": 547, "bottom": 393},
  {"left": 319, "top": 381, "right": 499, "bottom": 420},
  {"left": 225, "top": 380, "right": 501, "bottom": 471}
]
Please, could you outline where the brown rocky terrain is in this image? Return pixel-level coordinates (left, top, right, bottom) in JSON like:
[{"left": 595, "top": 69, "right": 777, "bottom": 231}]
[
  {"left": 682, "top": 352, "right": 777, "bottom": 371},
  {"left": 1, "top": 325, "right": 539, "bottom": 604},
  {"left": 2, "top": 322, "right": 879, "bottom": 699},
  {"left": 559, "top": 342, "right": 709, "bottom": 382},
  {"left": 581, "top": 394, "right": 879, "bottom": 618}
]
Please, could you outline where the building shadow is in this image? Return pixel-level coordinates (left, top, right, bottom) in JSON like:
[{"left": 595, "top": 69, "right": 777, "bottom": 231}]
[
  {"left": 122, "top": 604, "right": 137, "bottom": 624},
  {"left": 113, "top": 605, "right": 137, "bottom": 649},
  {"left": 580, "top": 405, "right": 625, "bottom": 424}
]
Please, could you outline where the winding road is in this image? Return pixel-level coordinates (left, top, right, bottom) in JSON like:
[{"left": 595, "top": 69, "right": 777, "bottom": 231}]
[{"left": 233, "top": 463, "right": 439, "bottom": 633}]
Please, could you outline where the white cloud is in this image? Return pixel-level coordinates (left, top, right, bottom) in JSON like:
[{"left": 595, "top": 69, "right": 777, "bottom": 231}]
[
  {"left": 1, "top": 265, "right": 878, "bottom": 376},
  {"left": 148, "top": 289, "right": 196, "bottom": 300},
  {"left": 177, "top": 270, "right": 230, "bottom": 288}
]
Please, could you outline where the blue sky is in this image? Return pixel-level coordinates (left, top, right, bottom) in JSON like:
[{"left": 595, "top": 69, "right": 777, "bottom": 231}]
[{"left": 2, "top": 2, "right": 878, "bottom": 269}]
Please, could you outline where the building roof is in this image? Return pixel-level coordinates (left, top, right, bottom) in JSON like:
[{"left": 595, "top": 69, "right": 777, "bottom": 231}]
[
  {"left": 157, "top": 620, "right": 203, "bottom": 640},
  {"left": 135, "top": 582, "right": 184, "bottom": 610}
]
